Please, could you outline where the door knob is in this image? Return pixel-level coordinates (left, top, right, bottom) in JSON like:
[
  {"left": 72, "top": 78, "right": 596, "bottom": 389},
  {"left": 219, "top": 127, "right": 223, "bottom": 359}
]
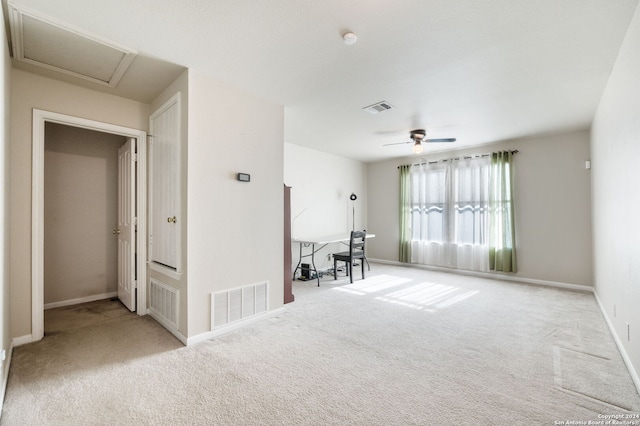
[
  {"left": 167, "top": 216, "right": 177, "bottom": 223},
  {"left": 112, "top": 229, "right": 121, "bottom": 234}
]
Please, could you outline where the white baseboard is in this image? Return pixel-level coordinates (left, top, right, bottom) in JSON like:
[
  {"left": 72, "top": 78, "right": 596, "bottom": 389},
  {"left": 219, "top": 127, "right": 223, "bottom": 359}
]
[
  {"left": 186, "top": 307, "right": 285, "bottom": 346},
  {"left": 368, "top": 258, "right": 594, "bottom": 293},
  {"left": 147, "top": 309, "right": 188, "bottom": 345},
  {"left": 0, "top": 344, "right": 13, "bottom": 417},
  {"left": 44, "top": 292, "right": 118, "bottom": 310},
  {"left": 593, "top": 291, "right": 640, "bottom": 396},
  {"left": 12, "top": 334, "right": 35, "bottom": 347}
]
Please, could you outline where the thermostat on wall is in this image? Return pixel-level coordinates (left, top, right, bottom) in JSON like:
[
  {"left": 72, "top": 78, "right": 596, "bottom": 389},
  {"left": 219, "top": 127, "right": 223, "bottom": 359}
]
[{"left": 237, "top": 173, "right": 250, "bottom": 182}]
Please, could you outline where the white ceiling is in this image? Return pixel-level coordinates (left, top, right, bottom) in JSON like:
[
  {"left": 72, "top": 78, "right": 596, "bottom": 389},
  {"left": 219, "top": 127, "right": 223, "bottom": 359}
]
[{"left": 4, "top": 0, "right": 638, "bottom": 162}]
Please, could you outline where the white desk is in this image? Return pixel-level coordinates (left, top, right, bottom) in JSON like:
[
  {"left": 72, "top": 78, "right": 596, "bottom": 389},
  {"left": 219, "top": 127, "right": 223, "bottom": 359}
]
[{"left": 292, "top": 233, "right": 375, "bottom": 286}]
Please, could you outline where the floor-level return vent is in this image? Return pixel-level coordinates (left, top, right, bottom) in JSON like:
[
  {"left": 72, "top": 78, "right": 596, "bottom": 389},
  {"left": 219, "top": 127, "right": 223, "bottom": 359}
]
[
  {"left": 212, "top": 282, "right": 268, "bottom": 329},
  {"left": 149, "top": 278, "right": 179, "bottom": 331}
]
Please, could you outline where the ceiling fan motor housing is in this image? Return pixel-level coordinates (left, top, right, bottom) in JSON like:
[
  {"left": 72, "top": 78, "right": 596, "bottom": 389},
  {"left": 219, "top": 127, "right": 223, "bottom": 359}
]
[{"left": 410, "top": 129, "right": 426, "bottom": 141}]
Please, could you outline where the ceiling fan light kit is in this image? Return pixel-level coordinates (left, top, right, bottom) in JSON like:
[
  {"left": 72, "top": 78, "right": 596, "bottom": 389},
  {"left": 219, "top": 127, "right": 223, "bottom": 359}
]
[{"left": 410, "top": 129, "right": 426, "bottom": 141}]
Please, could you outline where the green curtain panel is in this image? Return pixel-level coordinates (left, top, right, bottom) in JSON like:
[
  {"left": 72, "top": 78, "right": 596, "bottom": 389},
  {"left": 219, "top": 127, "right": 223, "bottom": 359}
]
[
  {"left": 399, "top": 164, "right": 412, "bottom": 263},
  {"left": 489, "top": 151, "right": 517, "bottom": 272}
]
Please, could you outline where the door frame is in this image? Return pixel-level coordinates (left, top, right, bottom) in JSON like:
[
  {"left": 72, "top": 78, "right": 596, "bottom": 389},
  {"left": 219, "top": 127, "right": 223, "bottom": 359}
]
[{"left": 31, "top": 109, "right": 148, "bottom": 341}]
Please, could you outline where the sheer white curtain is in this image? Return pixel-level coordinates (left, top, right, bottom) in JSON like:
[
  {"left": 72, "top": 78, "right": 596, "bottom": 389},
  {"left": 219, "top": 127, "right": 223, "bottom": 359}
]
[
  {"left": 409, "top": 156, "right": 491, "bottom": 271},
  {"left": 410, "top": 161, "right": 447, "bottom": 266}
]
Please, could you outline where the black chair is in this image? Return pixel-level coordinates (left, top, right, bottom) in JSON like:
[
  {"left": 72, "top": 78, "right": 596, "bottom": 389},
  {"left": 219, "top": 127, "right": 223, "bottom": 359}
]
[{"left": 333, "top": 230, "right": 367, "bottom": 283}]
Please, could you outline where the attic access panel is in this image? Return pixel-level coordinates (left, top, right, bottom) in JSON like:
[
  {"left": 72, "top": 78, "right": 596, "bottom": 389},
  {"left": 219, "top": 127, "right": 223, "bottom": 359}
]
[{"left": 8, "top": 3, "right": 136, "bottom": 87}]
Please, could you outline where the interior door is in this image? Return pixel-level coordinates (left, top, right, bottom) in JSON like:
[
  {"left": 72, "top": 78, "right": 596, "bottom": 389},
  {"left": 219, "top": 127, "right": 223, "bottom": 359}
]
[
  {"left": 149, "top": 95, "right": 180, "bottom": 270},
  {"left": 117, "top": 138, "right": 136, "bottom": 311}
]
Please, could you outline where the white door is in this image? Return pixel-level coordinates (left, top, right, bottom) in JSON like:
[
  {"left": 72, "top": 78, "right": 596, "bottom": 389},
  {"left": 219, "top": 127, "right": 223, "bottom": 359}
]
[
  {"left": 149, "top": 94, "right": 180, "bottom": 270},
  {"left": 117, "top": 138, "right": 136, "bottom": 311}
]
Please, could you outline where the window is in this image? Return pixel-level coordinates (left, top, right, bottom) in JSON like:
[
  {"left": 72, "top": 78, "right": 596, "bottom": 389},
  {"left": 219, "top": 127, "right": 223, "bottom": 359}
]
[
  {"left": 399, "top": 152, "right": 516, "bottom": 272},
  {"left": 451, "top": 162, "right": 489, "bottom": 246},
  {"left": 410, "top": 167, "right": 445, "bottom": 243}
]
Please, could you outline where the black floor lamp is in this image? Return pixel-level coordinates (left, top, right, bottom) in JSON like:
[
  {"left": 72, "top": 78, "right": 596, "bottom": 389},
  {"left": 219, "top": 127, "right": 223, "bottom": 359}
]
[{"left": 350, "top": 193, "right": 357, "bottom": 231}]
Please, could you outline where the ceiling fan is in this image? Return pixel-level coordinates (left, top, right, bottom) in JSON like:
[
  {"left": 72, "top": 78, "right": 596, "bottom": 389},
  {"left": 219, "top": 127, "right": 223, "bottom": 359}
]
[{"left": 383, "top": 129, "right": 456, "bottom": 153}]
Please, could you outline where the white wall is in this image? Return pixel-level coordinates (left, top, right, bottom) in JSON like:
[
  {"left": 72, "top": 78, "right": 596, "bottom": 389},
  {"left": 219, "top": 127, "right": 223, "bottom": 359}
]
[
  {"left": 9, "top": 66, "right": 283, "bottom": 343},
  {"left": 284, "top": 143, "right": 368, "bottom": 274},
  {"left": 591, "top": 2, "right": 640, "bottom": 387},
  {"left": 367, "top": 130, "right": 593, "bottom": 287},
  {"left": 44, "top": 123, "right": 125, "bottom": 305},
  {"left": 187, "top": 69, "right": 284, "bottom": 338},
  {"left": 1, "top": 3, "right": 12, "bottom": 400},
  {"left": 10, "top": 69, "right": 149, "bottom": 338}
]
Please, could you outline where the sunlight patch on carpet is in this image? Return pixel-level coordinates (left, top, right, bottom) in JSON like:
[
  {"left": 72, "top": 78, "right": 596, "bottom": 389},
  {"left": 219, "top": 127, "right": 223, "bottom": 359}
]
[
  {"left": 332, "top": 276, "right": 479, "bottom": 311},
  {"left": 377, "top": 281, "right": 479, "bottom": 311}
]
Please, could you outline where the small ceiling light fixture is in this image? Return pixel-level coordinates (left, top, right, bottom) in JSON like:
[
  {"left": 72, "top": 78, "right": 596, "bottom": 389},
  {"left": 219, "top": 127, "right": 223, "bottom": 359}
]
[
  {"left": 342, "top": 32, "right": 357, "bottom": 45},
  {"left": 412, "top": 129, "right": 425, "bottom": 154}
]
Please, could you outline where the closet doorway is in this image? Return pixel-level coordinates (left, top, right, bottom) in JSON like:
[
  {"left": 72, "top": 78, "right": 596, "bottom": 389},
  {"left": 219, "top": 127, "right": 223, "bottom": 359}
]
[{"left": 32, "top": 110, "right": 148, "bottom": 342}]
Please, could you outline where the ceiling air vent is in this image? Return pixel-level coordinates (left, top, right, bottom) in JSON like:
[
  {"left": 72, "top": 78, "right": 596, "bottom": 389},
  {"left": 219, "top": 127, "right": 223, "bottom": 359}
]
[
  {"left": 8, "top": 3, "right": 137, "bottom": 88},
  {"left": 363, "top": 101, "right": 393, "bottom": 114}
]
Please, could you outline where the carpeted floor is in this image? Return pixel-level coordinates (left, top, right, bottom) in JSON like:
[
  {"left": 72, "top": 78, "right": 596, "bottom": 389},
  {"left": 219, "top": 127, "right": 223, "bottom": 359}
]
[{"left": 2, "top": 263, "right": 639, "bottom": 425}]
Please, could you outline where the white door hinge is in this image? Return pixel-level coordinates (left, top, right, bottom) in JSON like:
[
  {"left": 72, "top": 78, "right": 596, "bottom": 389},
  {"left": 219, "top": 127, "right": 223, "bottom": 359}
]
[
  {"left": 133, "top": 217, "right": 138, "bottom": 226},
  {"left": 133, "top": 153, "right": 138, "bottom": 162}
]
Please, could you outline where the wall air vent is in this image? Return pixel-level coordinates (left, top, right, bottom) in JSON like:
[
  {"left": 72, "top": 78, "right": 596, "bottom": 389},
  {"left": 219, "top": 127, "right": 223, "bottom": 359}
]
[
  {"left": 363, "top": 101, "right": 394, "bottom": 114},
  {"left": 212, "top": 282, "right": 268, "bottom": 329},
  {"left": 149, "top": 278, "right": 179, "bottom": 332},
  {"left": 7, "top": 3, "right": 136, "bottom": 87}
]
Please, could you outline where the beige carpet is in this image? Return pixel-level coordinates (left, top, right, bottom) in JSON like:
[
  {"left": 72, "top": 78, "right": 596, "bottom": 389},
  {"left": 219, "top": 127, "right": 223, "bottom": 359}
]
[{"left": 2, "top": 264, "right": 639, "bottom": 425}]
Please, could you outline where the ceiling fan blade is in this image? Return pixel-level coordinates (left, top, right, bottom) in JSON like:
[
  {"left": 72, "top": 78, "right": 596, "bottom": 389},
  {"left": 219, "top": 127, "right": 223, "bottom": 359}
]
[
  {"left": 425, "top": 138, "right": 456, "bottom": 143},
  {"left": 382, "top": 141, "right": 412, "bottom": 146}
]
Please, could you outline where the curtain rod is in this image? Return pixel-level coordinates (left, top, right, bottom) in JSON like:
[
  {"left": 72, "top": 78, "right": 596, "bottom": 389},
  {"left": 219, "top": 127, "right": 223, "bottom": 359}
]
[{"left": 397, "top": 150, "right": 519, "bottom": 169}]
